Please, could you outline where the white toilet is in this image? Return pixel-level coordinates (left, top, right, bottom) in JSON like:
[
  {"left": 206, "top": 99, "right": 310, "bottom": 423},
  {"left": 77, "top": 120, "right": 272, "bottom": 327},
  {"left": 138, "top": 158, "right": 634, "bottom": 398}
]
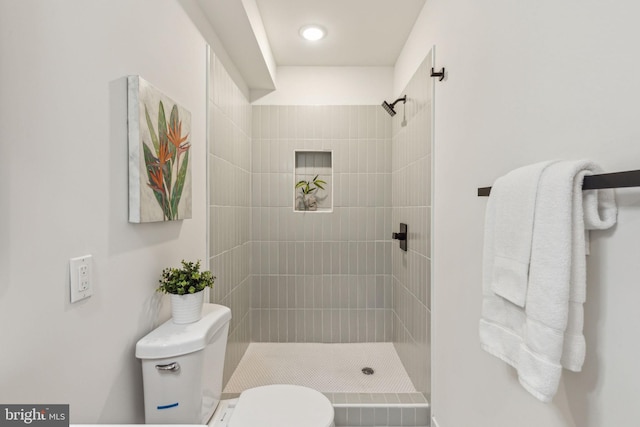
[{"left": 135, "top": 303, "right": 334, "bottom": 427}]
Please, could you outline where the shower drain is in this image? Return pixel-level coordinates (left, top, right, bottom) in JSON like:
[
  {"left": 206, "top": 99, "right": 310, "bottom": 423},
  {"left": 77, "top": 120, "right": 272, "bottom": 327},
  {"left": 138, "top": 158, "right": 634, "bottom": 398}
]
[{"left": 361, "top": 367, "right": 375, "bottom": 375}]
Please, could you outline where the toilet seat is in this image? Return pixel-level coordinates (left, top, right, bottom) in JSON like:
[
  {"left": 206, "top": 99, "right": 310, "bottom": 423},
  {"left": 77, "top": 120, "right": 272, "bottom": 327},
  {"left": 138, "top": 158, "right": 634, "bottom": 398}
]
[{"left": 228, "top": 384, "right": 334, "bottom": 427}]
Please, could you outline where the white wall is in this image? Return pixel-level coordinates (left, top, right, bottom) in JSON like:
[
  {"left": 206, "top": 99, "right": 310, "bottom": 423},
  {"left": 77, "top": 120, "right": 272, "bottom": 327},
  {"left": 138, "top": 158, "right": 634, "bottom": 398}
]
[
  {"left": 0, "top": 0, "right": 208, "bottom": 423},
  {"left": 396, "top": 1, "right": 640, "bottom": 426},
  {"left": 253, "top": 66, "right": 393, "bottom": 105}
]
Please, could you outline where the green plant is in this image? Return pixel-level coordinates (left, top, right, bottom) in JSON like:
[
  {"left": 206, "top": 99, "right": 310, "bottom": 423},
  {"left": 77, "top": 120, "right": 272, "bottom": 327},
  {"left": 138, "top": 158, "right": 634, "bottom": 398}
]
[
  {"left": 157, "top": 260, "right": 215, "bottom": 295},
  {"left": 295, "top": 175, "right": 327, "bottom": 195}
]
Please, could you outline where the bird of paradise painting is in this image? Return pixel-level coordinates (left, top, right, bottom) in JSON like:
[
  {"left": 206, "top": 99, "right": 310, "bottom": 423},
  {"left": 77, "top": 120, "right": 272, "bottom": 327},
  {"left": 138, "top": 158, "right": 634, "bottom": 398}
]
[{"left": 127, "top": 76, "right": 192, "bottom": 222}]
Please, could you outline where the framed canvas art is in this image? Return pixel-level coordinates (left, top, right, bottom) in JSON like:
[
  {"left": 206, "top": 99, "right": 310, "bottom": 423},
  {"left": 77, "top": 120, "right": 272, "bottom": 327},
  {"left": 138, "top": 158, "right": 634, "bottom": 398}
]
[{"left": 127, "top": 76, "right": 192, "bottom": 223}]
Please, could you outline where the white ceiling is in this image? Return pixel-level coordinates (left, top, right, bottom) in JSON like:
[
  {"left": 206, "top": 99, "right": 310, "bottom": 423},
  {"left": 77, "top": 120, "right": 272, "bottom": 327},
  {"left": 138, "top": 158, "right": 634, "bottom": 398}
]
[
  {"left": 194, "top": 0, "right": 426, "bottom": 90},
  {"left": 254, "top": 0, "right": 427, "bottom": 66}
]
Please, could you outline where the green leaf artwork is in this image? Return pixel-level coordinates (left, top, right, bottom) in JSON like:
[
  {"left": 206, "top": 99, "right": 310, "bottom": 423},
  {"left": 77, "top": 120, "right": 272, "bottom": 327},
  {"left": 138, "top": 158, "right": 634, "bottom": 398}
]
[
  {"left": 128, "top": 76, "right": 192, "bottom": 223},
  {"left": 143, "top": 101, "right": 191, "bottom": 221}
]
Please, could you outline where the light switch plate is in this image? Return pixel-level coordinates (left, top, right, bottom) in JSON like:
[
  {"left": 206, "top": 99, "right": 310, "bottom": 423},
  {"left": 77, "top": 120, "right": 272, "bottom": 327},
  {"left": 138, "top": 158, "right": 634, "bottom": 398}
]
[{"left": 70, "top": 255, "right": 93, "bottom": 303}]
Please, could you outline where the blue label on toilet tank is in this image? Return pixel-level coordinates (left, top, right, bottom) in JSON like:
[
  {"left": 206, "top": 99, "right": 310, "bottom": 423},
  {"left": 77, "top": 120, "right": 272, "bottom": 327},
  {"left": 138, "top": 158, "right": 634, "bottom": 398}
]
[{"left": 157, "top": 402, "right": 179, "bottom": 410}]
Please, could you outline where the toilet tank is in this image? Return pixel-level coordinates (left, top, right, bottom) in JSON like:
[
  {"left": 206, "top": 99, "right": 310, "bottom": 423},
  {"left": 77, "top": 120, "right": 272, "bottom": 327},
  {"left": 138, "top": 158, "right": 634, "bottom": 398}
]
[{"left": 136, "top": 303, "right": 231, "bottom": 424}]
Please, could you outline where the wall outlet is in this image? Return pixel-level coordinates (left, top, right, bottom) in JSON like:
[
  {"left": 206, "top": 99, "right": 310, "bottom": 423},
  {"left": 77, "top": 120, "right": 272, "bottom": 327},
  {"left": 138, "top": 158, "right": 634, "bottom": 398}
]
[{"left": 70, "top": 255, "right": 93, "bottom": 303}]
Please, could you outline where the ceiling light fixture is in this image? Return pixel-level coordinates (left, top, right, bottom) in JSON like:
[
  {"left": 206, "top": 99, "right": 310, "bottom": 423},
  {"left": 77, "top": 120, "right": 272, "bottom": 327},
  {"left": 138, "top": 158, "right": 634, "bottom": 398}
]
[{"left": 299, "top": 25, "right": 326, "bottom": 41}]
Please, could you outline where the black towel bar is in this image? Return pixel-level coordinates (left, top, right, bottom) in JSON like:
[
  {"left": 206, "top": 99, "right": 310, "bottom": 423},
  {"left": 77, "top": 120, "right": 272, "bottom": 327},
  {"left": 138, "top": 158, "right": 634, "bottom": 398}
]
[{"left": 478, "top": 169, "right": 640, "bottom": 197}]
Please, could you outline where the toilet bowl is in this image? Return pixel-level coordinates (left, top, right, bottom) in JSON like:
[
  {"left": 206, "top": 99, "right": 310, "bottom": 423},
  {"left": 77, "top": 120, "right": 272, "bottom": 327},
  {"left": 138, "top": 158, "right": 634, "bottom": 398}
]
[
  {"left": 136, "top": 304, "right": 334, "bottom": 427},
  {"left": 210, "top": 385, "right": 334, "bottom": 427}
]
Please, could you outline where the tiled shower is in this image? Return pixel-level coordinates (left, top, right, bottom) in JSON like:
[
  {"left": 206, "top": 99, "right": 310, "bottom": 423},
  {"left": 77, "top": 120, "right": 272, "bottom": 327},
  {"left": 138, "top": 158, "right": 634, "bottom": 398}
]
[
  {"left": 208, "top": 49, "right": 433, "bottom": 399},
  {"left": 251, "top": 104, "right": 394, "bottom": 343},
  {"left": 391, "top": 53, "right": 433, "bottom": 398},
  {"left": 208, "top": 52, "right": 252, "bottom": 386}
]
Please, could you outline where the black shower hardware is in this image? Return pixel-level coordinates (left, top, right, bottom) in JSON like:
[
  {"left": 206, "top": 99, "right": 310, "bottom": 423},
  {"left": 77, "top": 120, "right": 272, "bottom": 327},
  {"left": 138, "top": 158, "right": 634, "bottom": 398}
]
[
  {"left": 392, "top": 223, "right": 408, "bottom": 252},
  {"left": 401, "top": 99, "right": 407, "bottom": 127},
  {"left": 478, "top": 169, "right": 640, "bottom": 197},
  {"left": 430, "top": 67, "right": 445, "bottom": 81},
  {"left": 381, "top": 95, "right": 407, "bottom": 117}
]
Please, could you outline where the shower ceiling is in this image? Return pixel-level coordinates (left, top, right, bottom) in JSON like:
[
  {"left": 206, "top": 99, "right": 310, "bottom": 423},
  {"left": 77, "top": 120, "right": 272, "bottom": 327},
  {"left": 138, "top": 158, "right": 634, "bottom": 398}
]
[
  {"left": 195, "top": 0, "right": 426, "bottom": 89},
  {"left": 254, "top": 0, "right": 427, "bottom": 66}
]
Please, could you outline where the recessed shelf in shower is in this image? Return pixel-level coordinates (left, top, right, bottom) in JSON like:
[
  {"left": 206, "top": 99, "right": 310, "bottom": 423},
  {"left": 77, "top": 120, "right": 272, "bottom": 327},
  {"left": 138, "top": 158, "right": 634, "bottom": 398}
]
[{"left": 293, "top": 150, "right": 333, "bottom": 212}]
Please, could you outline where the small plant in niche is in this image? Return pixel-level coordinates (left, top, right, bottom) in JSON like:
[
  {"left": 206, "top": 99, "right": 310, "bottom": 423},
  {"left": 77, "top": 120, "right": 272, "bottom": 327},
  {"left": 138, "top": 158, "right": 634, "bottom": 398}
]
[
  {"left": 295, "top": 175, "right": 326, "bottom": 211},
  {"left": 157, "top": 259, "right": 215, "bottom": 295}
]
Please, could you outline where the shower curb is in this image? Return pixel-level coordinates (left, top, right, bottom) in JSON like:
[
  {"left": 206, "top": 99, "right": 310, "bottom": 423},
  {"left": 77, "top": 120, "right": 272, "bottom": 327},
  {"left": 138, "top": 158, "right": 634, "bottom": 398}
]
[
  {"left": 222, "top": 391, "right": 429, "bottom": 426},
  {"left": 328, "top": 392, "right": 429, "bottom": 427}
]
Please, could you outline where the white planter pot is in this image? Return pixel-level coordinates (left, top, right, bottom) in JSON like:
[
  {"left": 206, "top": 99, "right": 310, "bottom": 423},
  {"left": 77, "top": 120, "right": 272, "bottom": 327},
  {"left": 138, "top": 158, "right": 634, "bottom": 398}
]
[{"left": 170, "top": 291, "right": 204, "bottom": 324}]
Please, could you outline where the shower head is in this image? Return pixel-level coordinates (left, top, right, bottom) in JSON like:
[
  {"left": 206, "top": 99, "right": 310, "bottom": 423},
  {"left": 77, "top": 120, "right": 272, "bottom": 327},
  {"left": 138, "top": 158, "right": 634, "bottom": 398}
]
[{"left": 381, "top": 95, "right": 406, "bottom": 117}]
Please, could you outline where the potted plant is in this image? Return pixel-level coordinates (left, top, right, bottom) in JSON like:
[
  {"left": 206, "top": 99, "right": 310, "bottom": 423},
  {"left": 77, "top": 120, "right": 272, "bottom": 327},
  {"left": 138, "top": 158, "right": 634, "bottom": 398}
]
[
  {"left": 295, "top": 175, "right": 326, "bottom": 211},
  {"left": 157, "top": 259, "right": 215, "bottom": 324}
]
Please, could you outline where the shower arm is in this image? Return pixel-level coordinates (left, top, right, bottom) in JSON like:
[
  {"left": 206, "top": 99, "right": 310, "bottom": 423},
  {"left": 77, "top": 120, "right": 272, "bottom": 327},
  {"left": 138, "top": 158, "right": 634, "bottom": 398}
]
[{"left": 389, "top": 96, "right": 406, "bottom": 108}]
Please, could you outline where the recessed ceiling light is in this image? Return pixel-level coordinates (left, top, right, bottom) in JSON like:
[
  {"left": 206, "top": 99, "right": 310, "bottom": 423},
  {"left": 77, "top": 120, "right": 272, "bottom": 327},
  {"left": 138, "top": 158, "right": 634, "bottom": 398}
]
[{"left": 299, "top": 25, "right": 326, "bottom": 41}]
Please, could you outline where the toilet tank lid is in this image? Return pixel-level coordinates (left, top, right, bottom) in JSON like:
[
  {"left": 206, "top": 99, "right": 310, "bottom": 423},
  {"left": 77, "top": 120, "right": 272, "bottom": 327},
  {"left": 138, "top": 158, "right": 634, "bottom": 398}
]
[{"left": 135, "top": 303, "right": 231, "bottom": 359}]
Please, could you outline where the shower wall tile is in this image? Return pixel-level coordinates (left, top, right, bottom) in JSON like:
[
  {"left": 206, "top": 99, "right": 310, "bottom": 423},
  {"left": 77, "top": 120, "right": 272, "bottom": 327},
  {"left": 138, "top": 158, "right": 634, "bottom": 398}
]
[
  {"left": 391, "top": 54, "right": 433, "bottom": 398},
  {"left": 250, "top": 275, "right": 391, "bottom": 310},
  {"left": 250, "top": 308, "right": 393, "bottom": 343},
  {"left": 250, "top": 241, "right": 391, "bottom": 276},
  {"left": 209, "top": 53, "right": 252, "bottom": 387},
  {"left": 251, "top": 106, "right": 392, "bottom": 343}
]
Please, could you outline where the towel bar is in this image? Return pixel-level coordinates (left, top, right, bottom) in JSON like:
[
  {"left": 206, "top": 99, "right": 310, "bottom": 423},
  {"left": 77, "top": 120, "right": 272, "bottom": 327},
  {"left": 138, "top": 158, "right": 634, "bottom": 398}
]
[{"left": 478, "top": 169, "right": 640, "bottom": 197}]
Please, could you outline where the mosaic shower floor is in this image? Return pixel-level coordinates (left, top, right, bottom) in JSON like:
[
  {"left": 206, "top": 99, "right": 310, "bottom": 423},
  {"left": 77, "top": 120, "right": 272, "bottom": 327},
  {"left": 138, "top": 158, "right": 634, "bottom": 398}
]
[{"left": 223, "top": 342, "right": 417, "bottom": 394}]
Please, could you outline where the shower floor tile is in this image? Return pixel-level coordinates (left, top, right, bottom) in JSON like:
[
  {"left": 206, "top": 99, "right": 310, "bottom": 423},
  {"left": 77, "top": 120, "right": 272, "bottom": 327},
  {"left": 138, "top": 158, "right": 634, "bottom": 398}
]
[{"left": 223, "top": 342, "right": 417, "bottom": 394}]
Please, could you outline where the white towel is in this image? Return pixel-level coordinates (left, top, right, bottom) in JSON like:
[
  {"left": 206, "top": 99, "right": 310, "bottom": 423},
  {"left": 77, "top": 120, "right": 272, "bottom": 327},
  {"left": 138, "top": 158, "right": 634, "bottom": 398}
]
[
  {"left": 489, "top": 160, "right": 557, "bottom": 307},
  {"left": 480, "top": 160, "right": 617, "bottom": 402},
  {"left": 563, "top": 171, "right": 616, "bottom": 370}
]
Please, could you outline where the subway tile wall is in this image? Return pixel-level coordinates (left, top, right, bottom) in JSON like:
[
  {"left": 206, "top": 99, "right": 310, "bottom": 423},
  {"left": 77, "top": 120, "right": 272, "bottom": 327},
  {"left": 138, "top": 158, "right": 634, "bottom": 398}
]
[
  {"left": 208, "top": 52, "right": 252, "bottom": 387},
  {"left": 392, "top": 52, "right": 433, "bottom": 398},
  {"left": 251, "top": 105, "right": 394, "bottom": 342}
]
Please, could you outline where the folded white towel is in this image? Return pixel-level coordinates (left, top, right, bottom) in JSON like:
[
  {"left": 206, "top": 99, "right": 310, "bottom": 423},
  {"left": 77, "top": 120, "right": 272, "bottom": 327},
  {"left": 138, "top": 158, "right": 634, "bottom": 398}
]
[
  {"left": 480, "top": 160, "right": 617, "bottom": 402},
  {"left": 489, "top": 160, "right": 557, "bottom": 307},
  {"left": 563, "top": 172, "right": 617, "bottom": 370}
]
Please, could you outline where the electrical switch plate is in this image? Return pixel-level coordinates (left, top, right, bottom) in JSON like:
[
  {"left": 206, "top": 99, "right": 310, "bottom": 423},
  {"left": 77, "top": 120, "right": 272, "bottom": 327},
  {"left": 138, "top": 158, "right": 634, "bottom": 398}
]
[{"left": 70, "top": 255, "right": 93, "bottom": 303}]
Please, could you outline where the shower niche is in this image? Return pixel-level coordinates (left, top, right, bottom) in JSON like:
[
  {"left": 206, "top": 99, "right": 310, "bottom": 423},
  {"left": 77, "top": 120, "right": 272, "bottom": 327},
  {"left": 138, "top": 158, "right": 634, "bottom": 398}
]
[{"left": 294, "top": 150, "right": 332, "bottom": 212}]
